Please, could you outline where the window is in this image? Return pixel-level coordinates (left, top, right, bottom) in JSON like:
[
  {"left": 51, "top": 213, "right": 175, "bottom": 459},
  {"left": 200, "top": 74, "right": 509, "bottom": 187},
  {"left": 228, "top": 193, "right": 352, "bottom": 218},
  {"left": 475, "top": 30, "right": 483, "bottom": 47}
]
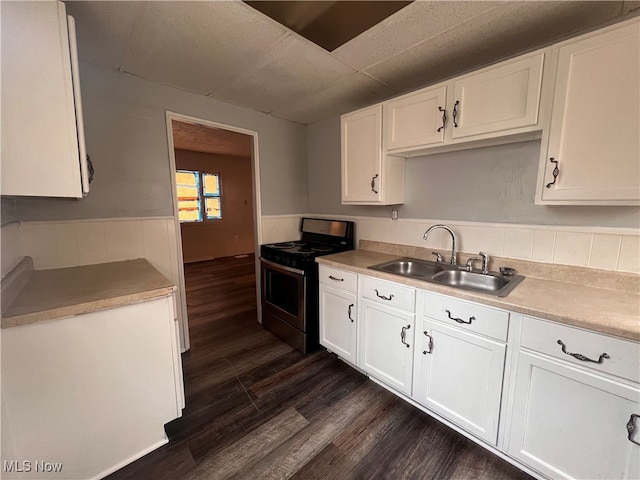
[
  {"left": 203, "top": 173, "right": 222, "bottom": 220},
  {"left": 176, "top": 170, "right": 222, "bottom": 223}
]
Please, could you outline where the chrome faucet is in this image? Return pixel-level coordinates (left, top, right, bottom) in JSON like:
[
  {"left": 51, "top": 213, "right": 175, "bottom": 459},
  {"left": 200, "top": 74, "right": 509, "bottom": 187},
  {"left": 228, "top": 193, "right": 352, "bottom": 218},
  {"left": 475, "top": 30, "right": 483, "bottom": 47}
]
[
  {"left": 479, "top": 252, "right": 490, "bottom": 274},
  {"left": 423, "top": 224, "right": 457, "bottom": 266}
]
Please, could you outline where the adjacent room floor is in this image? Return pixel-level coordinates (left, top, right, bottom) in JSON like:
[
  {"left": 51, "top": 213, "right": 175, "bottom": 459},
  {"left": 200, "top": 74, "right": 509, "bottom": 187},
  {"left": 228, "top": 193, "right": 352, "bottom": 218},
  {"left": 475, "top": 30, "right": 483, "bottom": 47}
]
[{"left": 107, "top": 254, "right": 532, "bottom": 480}]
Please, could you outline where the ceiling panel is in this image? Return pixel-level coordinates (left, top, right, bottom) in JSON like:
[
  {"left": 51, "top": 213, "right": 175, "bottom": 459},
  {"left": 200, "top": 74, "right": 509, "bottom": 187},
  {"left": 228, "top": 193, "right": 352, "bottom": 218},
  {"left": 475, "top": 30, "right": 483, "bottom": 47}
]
[
  {"left": 172, "top": 121, "right": 252, "bottom": 157},
  {"left": 366, "top": 1, "right": 627, "bottom": 94},
  {"left": 64, "top": 1, "right": 146, "bottom": 70},
  {"left": 270, "top": 72, "right": 396, "bottom": 124},
  {"left": 334, "top": 1, "right": 502, "bottom": 71},
  {"left": 210, "top": 34, "right": 357, "bottom": 114},
  {"left": 62, "top": 0, "right": 637, "bottom": 125},
  {"left": 244, "top": 1, "right": 411, "bottom": 52},
  {"left": 121, "top": 1, "right": 288, "bottom": 95}
]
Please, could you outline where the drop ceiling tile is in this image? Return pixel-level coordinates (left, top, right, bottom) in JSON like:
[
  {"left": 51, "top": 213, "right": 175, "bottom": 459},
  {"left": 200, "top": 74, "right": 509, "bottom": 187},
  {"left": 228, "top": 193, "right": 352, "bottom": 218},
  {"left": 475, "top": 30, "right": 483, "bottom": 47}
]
[
  {"left": 334, "top": 1, "right": 502, "bottom": 71},
  {"left": 364, "top": 26, "right": 490, "bottom": 94},
  {"left": 270, "top": 73, "right": 396, "bottom": 124},
  {"left": 209, "top": 34, "right": 357, "bottom": 114},
  {"left": 365, "top": 0, "right": 626, "bottom": 94},
  {"left": 466, "top": 1, "right": 626, "bottom": 58},
  {"left": 64, "top": 1, "right": 147, "bottom": 70},
  {"left": 121, "top": 1, "right": 287, "bottom": 95}
]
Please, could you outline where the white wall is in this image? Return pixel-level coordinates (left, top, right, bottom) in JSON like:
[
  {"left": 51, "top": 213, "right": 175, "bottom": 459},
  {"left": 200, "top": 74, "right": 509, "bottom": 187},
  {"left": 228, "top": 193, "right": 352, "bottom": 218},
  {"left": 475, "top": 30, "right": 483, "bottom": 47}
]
[
  {"left": 12, "top": 62, "right": 309, "bottom": 221},
  {"left": 306, "top": 115, "right": 640, "bottom": 229}
]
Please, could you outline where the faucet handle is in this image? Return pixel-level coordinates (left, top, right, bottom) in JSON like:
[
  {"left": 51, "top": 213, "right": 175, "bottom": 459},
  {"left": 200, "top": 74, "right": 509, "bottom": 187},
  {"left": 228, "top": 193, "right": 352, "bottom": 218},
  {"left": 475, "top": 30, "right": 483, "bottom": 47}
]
[
  {"left": 431, "top": 252, "right": 443, "bottom": 263},
  {"left": 465, "top": 257, "right": 480, "bottom": 272},
  {"left": 479, "top": 252, "right": 490, "bottom": 274}
]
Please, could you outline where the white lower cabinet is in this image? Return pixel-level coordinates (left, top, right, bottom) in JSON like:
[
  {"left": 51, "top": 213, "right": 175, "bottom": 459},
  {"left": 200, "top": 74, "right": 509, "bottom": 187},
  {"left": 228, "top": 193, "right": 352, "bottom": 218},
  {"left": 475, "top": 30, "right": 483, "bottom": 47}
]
[
  {"left": 319, "top": 284, "right": 357, "bottom": 365},
  {"left": 507, "top": 351, "right": 640, "bottom": 479},
  {"left": 507, "top": 316, "right": 640, "bottom": 479},
  {"left": 413, "top": 317, "right": 506, "bottom": 445},
  {"left": 359, "top": 298, "right": 415, "bottom": 395},
  {"left": 317, "top": 266, "right": 640, "bottom": 480},
  {"left": 1, "top": 295, "right": 184, "bottom": 480}
]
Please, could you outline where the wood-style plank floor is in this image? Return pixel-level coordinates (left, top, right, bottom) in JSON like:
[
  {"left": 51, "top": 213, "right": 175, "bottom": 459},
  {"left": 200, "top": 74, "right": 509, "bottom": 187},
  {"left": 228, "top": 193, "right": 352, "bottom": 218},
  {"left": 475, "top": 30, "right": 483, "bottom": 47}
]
[{"left": 107, "top": 254, "right": 533, "bottom": 480}]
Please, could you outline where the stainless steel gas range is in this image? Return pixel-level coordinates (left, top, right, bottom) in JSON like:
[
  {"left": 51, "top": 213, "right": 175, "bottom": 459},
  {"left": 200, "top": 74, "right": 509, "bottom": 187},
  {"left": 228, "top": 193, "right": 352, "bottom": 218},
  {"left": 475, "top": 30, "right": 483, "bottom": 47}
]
[{"left": 259, "top": 218, "right": 355, "bottom": 354}]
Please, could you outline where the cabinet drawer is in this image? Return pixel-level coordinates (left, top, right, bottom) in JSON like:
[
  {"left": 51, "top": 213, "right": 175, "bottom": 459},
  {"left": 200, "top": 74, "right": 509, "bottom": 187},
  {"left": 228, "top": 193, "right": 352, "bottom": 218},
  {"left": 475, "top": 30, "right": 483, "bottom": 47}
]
[
  {"left": 360, "top": 275, "right": 415, "bottom": 312},
  {"left": 422, "top": 291, "right": 509, "bottom": 342},
  {"left": 319, "top": 265, "right": 358, "bottom": 293},
  {"left": 521, "top": 316, "right": 640, "bottom": 383}
]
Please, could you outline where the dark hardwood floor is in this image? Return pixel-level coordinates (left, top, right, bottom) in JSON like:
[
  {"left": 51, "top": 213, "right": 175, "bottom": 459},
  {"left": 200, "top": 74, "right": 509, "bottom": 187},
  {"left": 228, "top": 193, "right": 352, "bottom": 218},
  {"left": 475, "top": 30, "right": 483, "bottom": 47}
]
[{"left": 107, "top": 254, "right": 532, "bottom": 480}]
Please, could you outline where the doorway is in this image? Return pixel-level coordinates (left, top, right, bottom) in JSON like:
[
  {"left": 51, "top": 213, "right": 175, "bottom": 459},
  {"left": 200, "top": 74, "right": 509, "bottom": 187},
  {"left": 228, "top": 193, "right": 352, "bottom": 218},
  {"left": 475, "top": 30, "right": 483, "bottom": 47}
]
[{"left": 165, "top": 112, "right": 263, "bottom": 351}]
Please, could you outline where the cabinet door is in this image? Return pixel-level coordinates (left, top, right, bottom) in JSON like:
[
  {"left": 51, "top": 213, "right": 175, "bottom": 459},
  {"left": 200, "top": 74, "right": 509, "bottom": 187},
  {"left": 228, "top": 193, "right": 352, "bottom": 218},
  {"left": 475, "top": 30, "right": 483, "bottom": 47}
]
[
  {"left": 1, "top": 1, "right": 85, "bottom": 198},
  {"left": 451, "top": 53, "right": 543, "bottom": 140},
  {"left": 359, "top": 299, "right": 414, "bottom": 395},
  {"left": 319, "top": 285, "right": 357, "bottom": 365},
  {"left": 341, "top": 105, "right": 382, "bottom": 203},
  {"left": 508, "top": 351, "right": 640, "bottom": 479},
  {"left": 539, "top": 19, "right": 640, "bottom": 205},
  {"left": 384, "top": 84, "right": 447, "bottom": 151},
  {"left": 413, "top": 318, "right": 506, "bottom": 444}
]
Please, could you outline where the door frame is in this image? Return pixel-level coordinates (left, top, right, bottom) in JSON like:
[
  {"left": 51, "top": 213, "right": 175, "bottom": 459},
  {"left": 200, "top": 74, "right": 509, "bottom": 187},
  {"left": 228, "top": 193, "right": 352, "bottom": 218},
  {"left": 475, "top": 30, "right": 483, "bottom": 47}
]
[{"left": 165, "top": 111, "right": 263, "bottom": 351}]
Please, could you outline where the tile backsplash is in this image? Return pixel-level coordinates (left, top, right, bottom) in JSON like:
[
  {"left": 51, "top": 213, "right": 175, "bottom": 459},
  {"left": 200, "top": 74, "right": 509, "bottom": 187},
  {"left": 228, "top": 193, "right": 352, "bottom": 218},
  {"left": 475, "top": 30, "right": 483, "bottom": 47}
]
[
  {"left": 257, "top": 214, "right": 640, "bottom": 274},
  {"left": 308, "top": 215, "right": 640, "bottom": 274}
]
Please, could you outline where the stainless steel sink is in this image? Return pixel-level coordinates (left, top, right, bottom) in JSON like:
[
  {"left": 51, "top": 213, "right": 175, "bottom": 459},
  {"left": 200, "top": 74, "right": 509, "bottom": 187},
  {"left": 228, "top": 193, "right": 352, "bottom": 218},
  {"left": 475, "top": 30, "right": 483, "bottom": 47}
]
[
  {"left": 371, "top": 258, "right": 442, "bottom": 278},
  {"left": 368, "top": 258, "right": 524, "bottom": 297}
]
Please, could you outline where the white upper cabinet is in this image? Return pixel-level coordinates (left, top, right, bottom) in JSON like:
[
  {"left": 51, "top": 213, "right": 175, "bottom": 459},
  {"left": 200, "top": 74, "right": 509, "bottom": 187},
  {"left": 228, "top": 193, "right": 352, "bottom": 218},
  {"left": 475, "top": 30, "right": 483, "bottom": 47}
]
[
  {"left": 536, "top": 18, "right": 640, "bottom": 205},
  {"left": 383, "top": 52, "right": 545, "bottom": 155},
  {"left": 451, "top": 53, "right": 544, "bottom": 140},
  {"left": 1, "top": 1, "right": 90, "bottom": 198},
  {"left": 384, "top": 84, "right": 448, "bottom": 150},
  {"left": 341, "top": 105, "right": 405, "bottom": 205}
]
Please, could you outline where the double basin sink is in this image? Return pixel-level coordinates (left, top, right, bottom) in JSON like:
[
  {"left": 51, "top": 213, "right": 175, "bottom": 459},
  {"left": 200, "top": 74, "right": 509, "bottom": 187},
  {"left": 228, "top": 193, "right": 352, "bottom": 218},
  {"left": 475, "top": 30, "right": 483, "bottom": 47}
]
[{"left": 368, "top": 257, "right": 524, "bottom": 297}]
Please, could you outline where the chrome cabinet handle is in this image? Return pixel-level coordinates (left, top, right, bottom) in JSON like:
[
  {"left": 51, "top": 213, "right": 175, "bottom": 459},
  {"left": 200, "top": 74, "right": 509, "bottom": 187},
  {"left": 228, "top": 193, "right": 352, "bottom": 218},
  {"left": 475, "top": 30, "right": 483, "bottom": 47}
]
[
  {"left": 545, "top": 158, "right": 559, "bottom": 188},
  {"left": 556, "top": 340, "right": 609, "bottom": 364},
  {"left": 400, "top": 325, "right": 411, "bottom": 348},
  {"left": 375, "top": 289, "right": 394, "bottom": 301},
  {"left": 437, "top": 106, "right": 446, "bottom": 132},
  {"left": 627, "top": 414, "right": 640, "bottom": 445},
  {"left": 371, "top": 174, "right": 379, "bottom": 194},
  {"left": 452, "top": 100, "right": 460, "bottom": 128},
  {"left": 347, "top": 304, "right": 354, "bottom": 322},
  {"left": 328, "top": 275, "right": 344, "bottom": 282},
  {"left": 445, "top": 309, "right": 475, "bottom": 324},
  {"left": 422, "top": 331, "right": 433, "bottom": 354}
]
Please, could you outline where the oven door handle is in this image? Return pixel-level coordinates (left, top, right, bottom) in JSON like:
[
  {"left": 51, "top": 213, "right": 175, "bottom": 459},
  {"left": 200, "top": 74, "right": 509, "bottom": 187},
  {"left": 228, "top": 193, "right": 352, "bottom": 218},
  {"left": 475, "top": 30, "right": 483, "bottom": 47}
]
[{"left": 259, "top": 257, "right": 305, "bottom": 276}]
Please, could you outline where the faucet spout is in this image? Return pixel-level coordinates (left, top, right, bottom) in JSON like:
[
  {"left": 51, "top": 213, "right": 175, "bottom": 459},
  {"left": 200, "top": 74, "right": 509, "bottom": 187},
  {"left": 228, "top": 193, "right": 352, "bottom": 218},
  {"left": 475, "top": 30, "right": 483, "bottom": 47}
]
[{"left": 423, "top": 224, "right": 458, "bottom": 266}]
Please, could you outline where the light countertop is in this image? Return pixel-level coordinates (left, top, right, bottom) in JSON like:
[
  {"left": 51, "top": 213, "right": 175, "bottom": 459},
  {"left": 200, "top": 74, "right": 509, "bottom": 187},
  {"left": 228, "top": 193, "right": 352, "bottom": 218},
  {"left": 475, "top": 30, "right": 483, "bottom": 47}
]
[
  {"left": 2, "top": 258, "right": 176, "bottom": 329},
  {"left": 317, "top": 249, "right": 640, "bottom": 342}
]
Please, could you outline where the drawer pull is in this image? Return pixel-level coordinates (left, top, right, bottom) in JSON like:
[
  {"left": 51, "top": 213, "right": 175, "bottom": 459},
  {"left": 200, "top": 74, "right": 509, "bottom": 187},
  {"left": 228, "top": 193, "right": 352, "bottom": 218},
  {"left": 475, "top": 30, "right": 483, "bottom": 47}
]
[
  {"left": 400, "top": 325, "right": 411, "bottom": 348},
  {"left": 545, "top": 158, "right": 559, "bottom": 188},
  {"left": 627, "top": 414, "right": 640, "bottom": 445},
  {"left": 452, "top": 100, "right": 460, "bottom": 128},
  {"left": 371, "top": 174, "right": 379, "bottom": 194},
  {"left": 422, "top": 331, "right": 433, "bottom": 355},
  {"left": 347, "top": 304, "right": 354, "bottom": 322},
  {"left": 556, "top": 340, "right": 610, "bottom": 364},
  {"left": 437, "top": 106, "right": 446, "bottom": 132},
  {"left": 375, "top": 289, "right": 394, "bottom": 301},
  {"left": 328, "top": 275, "right": 344, "bottom": 282},
  {"left": 445, "top": 309, "right": 475, "bottom": 324}
]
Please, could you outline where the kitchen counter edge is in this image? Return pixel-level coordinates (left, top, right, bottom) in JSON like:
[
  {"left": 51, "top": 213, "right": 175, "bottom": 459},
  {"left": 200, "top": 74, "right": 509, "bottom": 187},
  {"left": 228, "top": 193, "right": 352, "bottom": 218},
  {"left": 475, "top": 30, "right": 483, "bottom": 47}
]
[
  {"left": 317, "top": 249, "right": 640, "bottom": 342},
  {"left": 2, "top": 258, "right": 176, "bottom": 329}
]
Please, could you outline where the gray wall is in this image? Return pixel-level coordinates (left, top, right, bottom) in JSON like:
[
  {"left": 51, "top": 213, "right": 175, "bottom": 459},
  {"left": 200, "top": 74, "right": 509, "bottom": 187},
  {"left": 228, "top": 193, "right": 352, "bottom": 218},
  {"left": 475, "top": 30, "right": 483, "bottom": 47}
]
[
  {"left": 307, "top": 115, "right": 640, "bottom": 228},
  {"left": 11, "top": 62, "right": 308, "bottom": 221}
]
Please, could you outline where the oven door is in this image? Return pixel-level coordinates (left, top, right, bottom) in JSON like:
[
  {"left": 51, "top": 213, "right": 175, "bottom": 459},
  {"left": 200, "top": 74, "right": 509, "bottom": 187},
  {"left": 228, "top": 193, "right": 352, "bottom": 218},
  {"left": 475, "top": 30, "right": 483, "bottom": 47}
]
[{"left": 260, "top": 258, "right": 306, "bottom": 331}]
